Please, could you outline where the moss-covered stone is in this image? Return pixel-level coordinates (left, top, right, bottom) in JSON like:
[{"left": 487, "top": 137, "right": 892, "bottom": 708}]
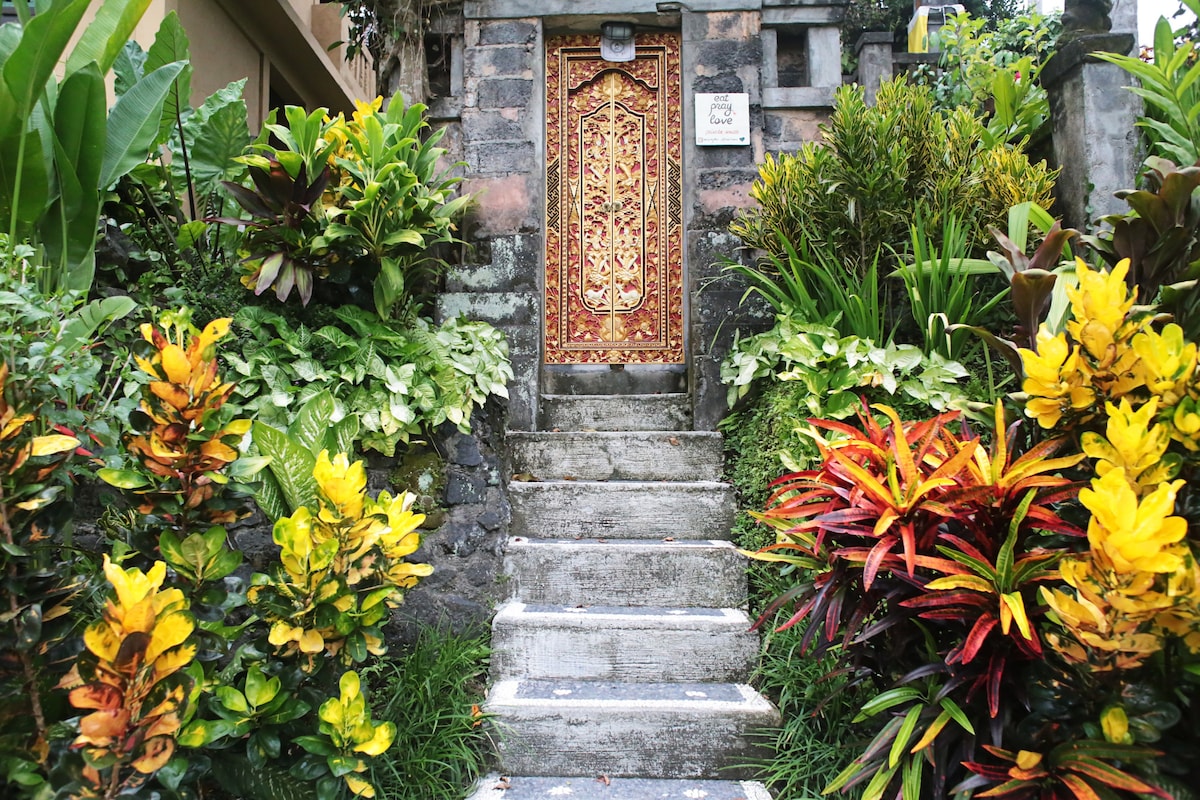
[{"left": 390, "top": 447, "right": 447, "bottom": 518}]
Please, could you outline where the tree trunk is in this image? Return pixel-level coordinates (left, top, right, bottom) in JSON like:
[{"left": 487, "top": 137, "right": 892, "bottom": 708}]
[{"left": 378, "top": 0, "right": 429, "bottom": 107}]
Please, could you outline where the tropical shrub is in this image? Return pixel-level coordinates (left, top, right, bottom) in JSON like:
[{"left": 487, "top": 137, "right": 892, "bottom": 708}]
[
  {"left": 88, "top": 317, "right": 434, "bottom": 800},
  {"left": 722, "top": 318, "right": 971, "bottom": 415},
  {"left": 917, "top": 10, "right": 1061, "bottom": 145},
  {"left": 97, "top": 14, "right": 253, "bottom": 320},
  {"left": 743, "top": 258, "right": 1200, "bottom": 799},
  {"left": 97, "top": 311, "right": 252, "bottom": 536},
  {"left": 222, "top": 96, "right": 469, "bottom": 315},
  {"left": 229, "top": 305, "right": 512, "bottom": 456},
  {"left": 729, "top": 78, "right": 1057, "bottom": 277},
  {"left": 58, "top": 557, "right": 197, "bottom": 800},
  {"left": 723, "top": 232, "right": 890, "bottom": 344},
  {"left": 744, "top": 402, "right": 1181, "bottom": 798}
]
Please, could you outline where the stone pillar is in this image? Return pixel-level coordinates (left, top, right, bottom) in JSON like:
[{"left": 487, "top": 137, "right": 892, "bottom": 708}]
[
  {"left": 806, "top": 26, "right": 842, "bottom": 87},
  {"left": 682, "top": 10, "right": 772, "bottom": 430},
  {"left": 444, "top": 17, "right": 542, "bottom": 432},
  {"left": 855, "top": 32, "right": 893, "bottom": 104},
  {"left": 1042, "top": 33, "right": 1141, "bottom": 232}
]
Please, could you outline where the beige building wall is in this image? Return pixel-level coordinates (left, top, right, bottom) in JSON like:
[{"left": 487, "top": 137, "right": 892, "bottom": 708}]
[{"left": 83, "top": 0, "right": 375, "bottom": 124}]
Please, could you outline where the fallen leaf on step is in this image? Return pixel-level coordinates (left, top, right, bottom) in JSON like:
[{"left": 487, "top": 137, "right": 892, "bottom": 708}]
[
  {"left": 596, "top": 775, "right": 611, "bottom": 786},
  {"left": 663, "top": 536, "right": 675, "bottom": 541},
  {"left": 597, "top": 538, "right": 607, "bottom": 543},
  {"left": 552, "top": 428, "right": 561, "bottom": 432},
  {"left": 512, "top": 472, "right": 536, "bottom": 482},
  {"left": 562, "top": 474, "right": 577, "bottom": 480},
  {"left": 495, "top": 776, "right": 511, "bottom": 790},
  {"left": 668, "top": 436, "right": 680, "bottom": 446}
]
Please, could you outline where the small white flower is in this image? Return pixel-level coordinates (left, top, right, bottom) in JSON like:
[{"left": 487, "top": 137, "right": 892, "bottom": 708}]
[
  {"left": 563, "top": 607, "right": 589, "bottom": 613},
  {"left": 666, "top": 610, "right": 688, "bottom": 615},
  {"left": 685, "top": 691, "right": 708, "bottom": 698},
  {"left": 553, "top": 689, "right": 573, "bottom": 696},
  {"left": 683, "top": 790, "right": 709, "bottom": 799},
  {"left": 547, "top": 786, "right": 574, "bottom": 796}
]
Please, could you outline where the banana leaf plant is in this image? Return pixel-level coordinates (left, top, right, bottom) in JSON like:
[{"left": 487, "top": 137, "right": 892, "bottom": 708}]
[{"left": 0, "top": 0, "right": 187, "bottom": 293}]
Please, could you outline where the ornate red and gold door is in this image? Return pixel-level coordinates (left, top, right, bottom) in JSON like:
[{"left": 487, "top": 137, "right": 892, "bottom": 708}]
[{"left": 543, "top": 33, "right": 683, "bottom": 364}]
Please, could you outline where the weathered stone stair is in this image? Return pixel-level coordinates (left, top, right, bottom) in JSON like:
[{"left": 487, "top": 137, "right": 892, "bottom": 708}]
[{"left": 468, "top": 393, "right": 777, "bottom": 799}]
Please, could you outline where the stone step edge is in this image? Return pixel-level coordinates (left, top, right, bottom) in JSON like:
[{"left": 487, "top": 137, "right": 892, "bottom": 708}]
[
  {"left": 508, "top": 536, "right": 741, "bottom": 548},
  {"left": 508, "top": 430, "right": 721, "bottom": 440},
  {"left": 487, "top": 679, "right": 773, "bottom": 713},
  {"left": 540, "top": 393, "right": 691, "bottom": 400},
  {"left": 467, "top": 773, "right": 774, "bottom": 800},
  {"left": 509, "top": 479, "right": 733, "bottom": 490},
  {"left": 495, "top": 602, "right": 752, "bottom": 629}
]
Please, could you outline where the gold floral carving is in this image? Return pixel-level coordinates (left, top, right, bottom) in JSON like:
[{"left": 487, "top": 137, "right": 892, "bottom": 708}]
[{"left": 544, "top": 33, "right": 683, "bottom": 364}]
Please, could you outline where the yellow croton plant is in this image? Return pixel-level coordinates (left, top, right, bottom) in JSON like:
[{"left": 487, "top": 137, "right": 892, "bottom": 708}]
[
  {"left": 61, "top": 557, "right": 196, "bottom": 795},
  {"left": 1019, "top": 259, "right": 1200, "bottom": 673},
  {"left": 251, "top": 450, "right": 432, "bottom": 670}
]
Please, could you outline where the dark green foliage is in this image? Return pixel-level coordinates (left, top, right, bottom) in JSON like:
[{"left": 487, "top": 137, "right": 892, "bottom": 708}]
[
  {"left": 745, "top": 570, "right": 868, "bottom": 800},
  {"left": 730, "top": 79, "right": 1057, "bottom": 283},
  {"left": 363, "top": 627, "right": 492, "bottom": 800}
]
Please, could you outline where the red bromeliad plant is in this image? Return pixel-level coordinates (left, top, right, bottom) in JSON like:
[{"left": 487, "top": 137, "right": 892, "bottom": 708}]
[{"left": 748, "top": 402, "right": 1088, "bottom": 798}]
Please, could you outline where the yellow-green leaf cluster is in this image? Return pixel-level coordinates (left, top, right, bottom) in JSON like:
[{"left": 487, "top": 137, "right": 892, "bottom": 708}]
[
  {"left": 1021, "top": 257, "right": 1200, "bottom": 670},
  {"left": 59, "top": 557, "right": 196, "bottom": 793},
  {"left": 316, "top": 670, "right": 396, "bottom": 798},
  {"left": 250, "top": 450, "right": 431, "bottom": 670}
]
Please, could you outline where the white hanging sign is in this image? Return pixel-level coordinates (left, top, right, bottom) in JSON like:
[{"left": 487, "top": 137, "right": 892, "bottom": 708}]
[{"left": 694, "top": 93, "right": 750, "bottom": 146}]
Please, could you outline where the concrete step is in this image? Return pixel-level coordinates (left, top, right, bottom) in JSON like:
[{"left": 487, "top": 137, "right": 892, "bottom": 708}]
[
  {"left": 543, "top": 364, "right": 687, "bottom": 395},
  {"left": 540, "top": 393, "right": 692, "bottom": 432},
  {"left": 504, "top": 537, "right": 748, "bottom": 607},
  {"left": 492, "top": 603, "right": 759, "bottom": 683},
  {"left": 485, "top": 679, "right": 779, "bottom": 779},
  {"left": 466, "top": 774, "right": 773, "bottom": 799},
  {"left": 508, "top": 431, "right": 723, "bottom": 482},
  {"left": 509, "top": 480, "right": 736, "bottom": 540}
]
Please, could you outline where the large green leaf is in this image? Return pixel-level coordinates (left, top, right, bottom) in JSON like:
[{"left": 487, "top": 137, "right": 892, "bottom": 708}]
[
  {"left": 144, "top": 11, "right": 191, "bottom": 148},
  {"left": 64, "top": 0, "right": 153, "bottom": 77},
  {"left": 293, "top": 391, "right": 336, "bottom": 453},
  {"left": 0, "top": 0, "right": 90, "bottom": 124},
  {"left": 44, "top": 63, "right": 106, "bottom": 290},
  {"left": 60, "top": 295, "right": 137, "bottom": 350},
  {"left": 180, "top": 79, "right": 249, "bottom": 192},
  {"left": 100, "top": 60, "right": 186, "bottom": 188},
  {"left": 252, "top": 421, "right": 318, "bottom": 516},
  {"left": 0, "top": 126, "right": 49, "bottom": 233},
  {"left": 112, "top": 40, "right": 147, "bottom": 96}
]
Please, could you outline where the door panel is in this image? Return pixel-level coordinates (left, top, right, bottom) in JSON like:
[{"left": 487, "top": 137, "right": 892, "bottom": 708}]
[{"left": 544, "top": 33, "right": 683, "bottom": 365}]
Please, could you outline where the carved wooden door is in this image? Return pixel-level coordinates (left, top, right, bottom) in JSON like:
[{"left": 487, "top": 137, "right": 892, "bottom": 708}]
[{"left": 543, "top": 33, "right": 683, "bottom": 364}]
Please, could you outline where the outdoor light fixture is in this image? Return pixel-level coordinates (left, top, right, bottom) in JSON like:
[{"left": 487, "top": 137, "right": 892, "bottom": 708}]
[{"left": 600, "top": 20, "right": 635, "bottom": 62}]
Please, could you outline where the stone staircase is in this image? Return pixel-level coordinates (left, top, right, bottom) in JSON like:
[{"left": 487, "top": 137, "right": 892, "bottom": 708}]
[{"left": 468, "top": 393, "right": 778, "bottom": 799}]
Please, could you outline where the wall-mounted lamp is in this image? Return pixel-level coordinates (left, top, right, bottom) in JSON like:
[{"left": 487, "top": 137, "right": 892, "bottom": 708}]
[{"left": 600, "top": 21, "right": 636, "bottom": 62}]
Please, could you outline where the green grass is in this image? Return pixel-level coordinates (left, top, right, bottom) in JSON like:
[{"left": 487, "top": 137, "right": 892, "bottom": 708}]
[
  {"left": 362, "top": 626, "right": 492, "bottom": 800},
  {"left": 747, "top": 572, "right": 867, "bottom": 799}
]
